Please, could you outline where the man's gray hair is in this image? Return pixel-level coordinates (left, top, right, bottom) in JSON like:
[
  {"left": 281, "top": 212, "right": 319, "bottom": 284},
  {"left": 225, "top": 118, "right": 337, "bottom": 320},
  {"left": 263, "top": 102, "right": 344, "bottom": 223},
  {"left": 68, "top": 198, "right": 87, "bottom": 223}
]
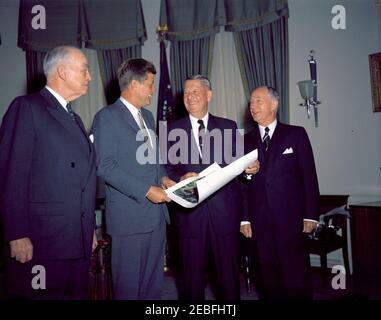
[
  {"left": 266, "top": 86, "right": 280, "bottom": 102},
  {"left": 184, "top": 74, "right": 212, "bottom": 90},
  {"left": 43, "top": 46, "right": 75, "bottom": 78}
]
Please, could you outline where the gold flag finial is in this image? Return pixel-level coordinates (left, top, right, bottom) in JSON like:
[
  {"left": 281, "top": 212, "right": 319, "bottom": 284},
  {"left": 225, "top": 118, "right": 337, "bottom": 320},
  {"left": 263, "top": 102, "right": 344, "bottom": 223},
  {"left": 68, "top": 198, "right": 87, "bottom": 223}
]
[{"left": 156, "top": 24, "right": 169, "bottom": 41}]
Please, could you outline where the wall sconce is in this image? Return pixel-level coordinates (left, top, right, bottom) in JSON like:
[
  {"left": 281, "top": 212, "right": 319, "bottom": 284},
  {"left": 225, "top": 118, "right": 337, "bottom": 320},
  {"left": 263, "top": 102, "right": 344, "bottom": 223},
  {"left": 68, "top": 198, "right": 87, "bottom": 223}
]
[{"left": 298, "top": 50, "right": 321, "bottom": 127}]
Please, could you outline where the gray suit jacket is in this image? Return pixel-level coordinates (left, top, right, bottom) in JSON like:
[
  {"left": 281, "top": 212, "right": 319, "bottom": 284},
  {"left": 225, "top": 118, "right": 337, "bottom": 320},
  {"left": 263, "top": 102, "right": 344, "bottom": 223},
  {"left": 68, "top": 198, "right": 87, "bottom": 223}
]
[{"left": 92, "top": 99, "right": 169, "bottom": 236}]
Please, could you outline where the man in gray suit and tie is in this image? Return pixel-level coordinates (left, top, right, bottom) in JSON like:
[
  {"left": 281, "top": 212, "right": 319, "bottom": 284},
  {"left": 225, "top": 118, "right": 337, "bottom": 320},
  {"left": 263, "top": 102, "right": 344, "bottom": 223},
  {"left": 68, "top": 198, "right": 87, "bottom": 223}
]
[{"left": 92, "top": 58, "right": 174, "bottom": 300}]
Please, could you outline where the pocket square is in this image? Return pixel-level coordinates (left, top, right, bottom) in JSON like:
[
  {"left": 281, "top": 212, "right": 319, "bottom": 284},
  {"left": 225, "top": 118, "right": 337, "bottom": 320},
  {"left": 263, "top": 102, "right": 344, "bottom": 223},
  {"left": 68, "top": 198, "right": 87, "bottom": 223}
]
[{"left": 282, "top": 147, "right": 293, "bottom": 154}]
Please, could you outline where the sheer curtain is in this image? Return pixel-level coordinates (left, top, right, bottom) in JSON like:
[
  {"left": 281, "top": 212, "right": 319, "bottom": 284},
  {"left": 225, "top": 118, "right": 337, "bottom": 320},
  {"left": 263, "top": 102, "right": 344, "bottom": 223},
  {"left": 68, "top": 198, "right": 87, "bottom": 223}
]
[
  {"left": 72, "top": 48, "right": 106, "bottom": 132},
  {"left": 208, "top": 30, "right": 249, "bottom": 131}
]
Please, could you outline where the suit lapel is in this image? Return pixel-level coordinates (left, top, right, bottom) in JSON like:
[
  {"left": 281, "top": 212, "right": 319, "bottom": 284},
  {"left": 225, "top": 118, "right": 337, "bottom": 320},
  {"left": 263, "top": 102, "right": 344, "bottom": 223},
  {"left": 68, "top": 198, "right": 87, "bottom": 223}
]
[
  {"left": 115, "top": 99, "right": 140, "bottom": 132},
  {"left": 206, "top": 114, "right": 220, "bottom": 164},
  {"left": 141, "top": 108, "right": 155, "bottom": 132},
  {"left": 40, "top": 88, "right": 90, "bottom": 156},
  {"left": 253, "top": 126, "right": 266, "bottom": 165},
  {"left": 116, "top": 99, "right": 152, "bottom": 144},
  {"left": 265, "top": 122, "right": 285, "bottom": 167},
  {"left": 184, "top": 116, "right": 203, "bottom": 166}
]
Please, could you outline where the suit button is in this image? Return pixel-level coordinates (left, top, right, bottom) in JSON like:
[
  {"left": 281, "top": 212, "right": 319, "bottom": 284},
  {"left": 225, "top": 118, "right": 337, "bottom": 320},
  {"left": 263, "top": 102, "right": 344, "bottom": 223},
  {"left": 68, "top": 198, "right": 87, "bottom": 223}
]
[
  {"left": 71, "top": 162, "right": 75, "bottom": 168},
  {"left": 81, "top": 212, "right": 85, "bottom": 218}
]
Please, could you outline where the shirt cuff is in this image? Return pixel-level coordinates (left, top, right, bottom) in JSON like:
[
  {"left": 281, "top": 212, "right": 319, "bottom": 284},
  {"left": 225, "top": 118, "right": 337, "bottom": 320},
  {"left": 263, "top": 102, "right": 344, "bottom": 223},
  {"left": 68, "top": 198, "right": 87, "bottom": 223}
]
[
  {"left": 240, "top": 221, "right": 250, "bottom": 226},
  {"left": 304, "top": 218, "right": 318, "bottom": 223}
]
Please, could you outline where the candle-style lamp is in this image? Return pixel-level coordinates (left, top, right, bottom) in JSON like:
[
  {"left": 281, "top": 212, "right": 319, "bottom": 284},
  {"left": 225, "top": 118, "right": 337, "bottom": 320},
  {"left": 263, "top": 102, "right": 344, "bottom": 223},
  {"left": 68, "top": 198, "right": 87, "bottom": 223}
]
[{"left": 298, "top": 50, "right": 321, "bottom": 127}]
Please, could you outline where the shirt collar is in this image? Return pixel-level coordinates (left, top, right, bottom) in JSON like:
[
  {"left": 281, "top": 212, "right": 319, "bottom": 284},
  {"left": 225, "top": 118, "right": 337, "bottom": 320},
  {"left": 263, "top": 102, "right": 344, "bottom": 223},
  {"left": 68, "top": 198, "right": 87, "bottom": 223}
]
[
  {"left": 189, "top": 113, "right": 209, "bottom": 131},
  {"left": 259, "top": 119, "right": 277, "bottom": 139},
  {"left": 119, "top": 96, "right": 141, "bottom": 118},
  {"left": 45, "top": 86, "right": 68, "bottom": 111},
  {"left": 120, "top": 96, "right": 146, "bottom": 130}
]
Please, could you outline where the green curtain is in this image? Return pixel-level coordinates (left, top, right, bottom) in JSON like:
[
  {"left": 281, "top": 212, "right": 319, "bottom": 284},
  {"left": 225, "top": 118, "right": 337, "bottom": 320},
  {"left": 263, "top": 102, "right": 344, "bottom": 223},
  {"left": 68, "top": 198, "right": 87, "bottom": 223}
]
[
  {"left": 159, "top": 0, "right": 225, "bottom": 41},
  {"left": 25, "top": 49, "right": 47, "bottom": 94},
  {"left": 82, "top": 0, "right": 146, "bottom": 50},
  {"left": 18, "top": 0, "right": 146, "bottom": 51},
  {"left": 169, "top": 36, "right": 215, "bottom": 119},
  {"left": 82, "top": 0, "right": 147, "bottom": 104},
  {"left": 160, "top": 0, "right": 289, "bottom": 122},
  {"left": 17, "top": 0, "right": 146, "bottom": 96},
  {"left": 224, "top": 0, "right": 288, "bottom": 32},
  {"left": 223, "top": 0, "right": 289, "bottom": 124},
  {"left": 97, "top": 46, "right": 142, "bottom": 105},
  {"left": 234, "top": 16, "right": 289, "bottom": 125},
  {"left": 18, "top": 0, "right": 81, "bottom": 51},
  {"left": 160, "top": 0, "right": 222, "bottom": 117}
]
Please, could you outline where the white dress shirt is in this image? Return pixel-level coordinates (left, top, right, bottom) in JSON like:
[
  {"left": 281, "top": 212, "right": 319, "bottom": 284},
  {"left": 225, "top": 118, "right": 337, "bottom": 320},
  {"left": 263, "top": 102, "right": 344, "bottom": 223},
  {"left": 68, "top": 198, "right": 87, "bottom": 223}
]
[
  {"left": 189, "top": 113, "right": 209, "bottom": 157},
  {"left": 45, "top": 86, "right": 69, "bottom": 111},
  {"left": 120, "top": 97, "right": 153, "bottom": 148},
  {"left": 258, "top": 119, "right": 277, "bottom": 141}
]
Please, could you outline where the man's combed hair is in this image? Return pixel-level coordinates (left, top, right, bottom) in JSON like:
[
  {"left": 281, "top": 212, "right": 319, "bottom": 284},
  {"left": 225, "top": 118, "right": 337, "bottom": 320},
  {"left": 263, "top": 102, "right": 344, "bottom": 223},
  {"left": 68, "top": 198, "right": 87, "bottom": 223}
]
[
  {"left": 117, "top": 58, "right": 156, "bottom": 91},
  {"left": 266, "top": 86, "right": 280, "bottom": 102},
  {"left": 184, "top": 74, "right": 211, "bottom": 90},
  {"left": 43, "top": 46, "right": 73, "bottom": 78}
]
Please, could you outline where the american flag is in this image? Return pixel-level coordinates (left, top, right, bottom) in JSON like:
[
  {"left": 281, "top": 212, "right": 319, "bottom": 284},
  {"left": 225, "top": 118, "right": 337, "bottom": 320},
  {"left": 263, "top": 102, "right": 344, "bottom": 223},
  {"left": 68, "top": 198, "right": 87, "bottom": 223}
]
[{"left": 156, "top": 39, "right": 175, "bottom": 135}]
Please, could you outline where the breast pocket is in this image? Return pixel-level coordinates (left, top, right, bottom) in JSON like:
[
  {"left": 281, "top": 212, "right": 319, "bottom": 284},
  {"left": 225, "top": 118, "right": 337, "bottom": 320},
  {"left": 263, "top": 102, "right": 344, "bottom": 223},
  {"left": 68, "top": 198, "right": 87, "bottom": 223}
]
[{"left": 276, "top": 152, "right": 298, "bottom": 177}]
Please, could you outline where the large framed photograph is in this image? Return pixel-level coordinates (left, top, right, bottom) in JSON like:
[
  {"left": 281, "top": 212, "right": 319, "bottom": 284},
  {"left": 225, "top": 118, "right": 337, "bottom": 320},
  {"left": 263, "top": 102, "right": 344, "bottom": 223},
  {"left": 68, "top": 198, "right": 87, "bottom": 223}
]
[{"left": 369, "top": 52, "right": 381, "bottom": 112}]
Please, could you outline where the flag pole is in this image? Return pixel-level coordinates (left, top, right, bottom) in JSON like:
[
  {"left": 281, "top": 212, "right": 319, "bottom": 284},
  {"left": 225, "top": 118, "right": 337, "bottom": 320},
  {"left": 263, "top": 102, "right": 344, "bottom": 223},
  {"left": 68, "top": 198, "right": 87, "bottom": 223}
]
[{"left": 156, "top": 24, "right": 174, "bottom": 135}]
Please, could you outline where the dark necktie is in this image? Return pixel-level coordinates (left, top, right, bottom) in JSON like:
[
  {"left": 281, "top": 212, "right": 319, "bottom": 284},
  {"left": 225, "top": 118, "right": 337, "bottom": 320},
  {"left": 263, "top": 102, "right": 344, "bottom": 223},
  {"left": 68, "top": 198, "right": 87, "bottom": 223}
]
[
  {"left": 197, "top": 119, "right": 205, "bottom": 154},
  {"left": 263, "top": 127, "right": 270, "bottom": 151},
  {"left": 66, "top": 102, "right": 91, "bottom": 152},
  {"left": 66, "top": 102, "right": 77, "bottom": 123}
]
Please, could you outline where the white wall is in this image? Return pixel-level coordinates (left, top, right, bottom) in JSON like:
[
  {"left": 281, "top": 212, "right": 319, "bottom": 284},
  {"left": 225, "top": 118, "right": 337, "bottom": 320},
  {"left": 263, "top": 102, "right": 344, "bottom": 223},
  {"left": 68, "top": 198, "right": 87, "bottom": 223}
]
[{"left": 288, "top": 0, "right": 381, "bottom": 203}]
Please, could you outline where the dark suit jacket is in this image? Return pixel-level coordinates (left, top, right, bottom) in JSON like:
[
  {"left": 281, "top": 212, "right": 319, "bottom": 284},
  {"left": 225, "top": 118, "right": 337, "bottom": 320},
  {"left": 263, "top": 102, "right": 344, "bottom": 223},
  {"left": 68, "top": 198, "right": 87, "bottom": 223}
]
[
  {"left": 165, "top": 114, "right": 242, "bottom": 237},
  {"left": 242, "top": 122, "right": 319, "bottom": 244},
  {"left": 0, "top": 88, "right": 96, "bottom": 260},
  {"left": 92, "top": 99, "right": 169, "bottom": 237}
]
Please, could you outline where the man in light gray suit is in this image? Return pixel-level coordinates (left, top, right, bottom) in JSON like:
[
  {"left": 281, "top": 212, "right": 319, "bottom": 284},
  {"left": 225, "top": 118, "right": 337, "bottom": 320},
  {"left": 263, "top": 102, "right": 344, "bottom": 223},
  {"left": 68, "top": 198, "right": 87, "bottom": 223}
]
[{"left": 92, "top": 58, "right": 174, "bottom": 300}]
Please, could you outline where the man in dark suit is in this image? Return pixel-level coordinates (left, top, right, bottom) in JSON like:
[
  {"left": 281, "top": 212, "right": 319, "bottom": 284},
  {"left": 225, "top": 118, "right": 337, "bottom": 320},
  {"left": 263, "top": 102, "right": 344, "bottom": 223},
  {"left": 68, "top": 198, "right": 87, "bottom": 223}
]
[
  {"left": 165, "top": 75, "right": 243, "bottom": 300},
  {"left": 92, "top": 58, "right": 174, "bottom": 300},
  {"left": 0, "top": 46, "right": 97, "bottom": 299},
  {"left": 241, "top": 86, "right": 320, "bottom": 299}
]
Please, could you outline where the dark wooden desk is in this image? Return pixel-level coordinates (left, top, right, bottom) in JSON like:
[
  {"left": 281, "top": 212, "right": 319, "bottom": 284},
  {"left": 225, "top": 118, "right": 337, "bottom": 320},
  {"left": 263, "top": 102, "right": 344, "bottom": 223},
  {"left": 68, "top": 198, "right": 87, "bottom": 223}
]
[{"left": 350, "top": 201, "right": 381, "bottom": 299}]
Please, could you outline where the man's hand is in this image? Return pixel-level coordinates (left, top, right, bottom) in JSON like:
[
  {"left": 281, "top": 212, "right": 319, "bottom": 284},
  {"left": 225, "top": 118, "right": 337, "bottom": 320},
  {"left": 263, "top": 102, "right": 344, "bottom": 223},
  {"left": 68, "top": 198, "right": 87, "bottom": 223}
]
[
  {"left": 146, "top": 186, "right": 172, "bottom": 203},
  {"left": 303, "top": 220, "right": 318, "bottom": 233},
  {"left": 240, "top": 224, "right": 252, "bottom": 238},
  {"left": 180, "top": 172, "right": 198, "bottom": 181},
  {"left": 10, "top": 237, "right": 33, "bottom": 263},
  {"left": 245, "top": 160, "right": 260, "bottom": 175},
  {"left": 161, "top": 176, "right": 176, "bottom": 189}
]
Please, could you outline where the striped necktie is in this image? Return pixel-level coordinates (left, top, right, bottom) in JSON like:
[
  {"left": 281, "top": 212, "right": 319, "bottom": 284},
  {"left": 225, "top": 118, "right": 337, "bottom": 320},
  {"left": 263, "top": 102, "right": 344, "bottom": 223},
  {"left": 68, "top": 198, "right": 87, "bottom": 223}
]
[
  {"left": 197, "top": 119, "right": 205, "bottom": 155},
  {"left": 66, "top": 102, "right": 91, "bottom": 152},
  {"left": 263, "top": 127, "right": 270, "bottom": 151},
  {"left": 66, "top": 102, "right": 76, "bottom": 122},
  {"left": 138, "top": 110, "right": 152, "bottom": 148}
]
